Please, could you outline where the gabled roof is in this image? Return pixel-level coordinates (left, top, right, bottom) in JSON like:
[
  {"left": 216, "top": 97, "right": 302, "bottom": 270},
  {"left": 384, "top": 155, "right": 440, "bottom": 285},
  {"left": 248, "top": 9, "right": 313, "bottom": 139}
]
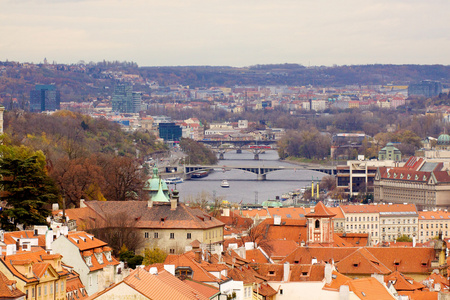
[
  {"left": 0, "top": 248, "right": 68, "bottom": 283},
  {"left": 335, "top": 248, "right": 391, "bottom": 275},
  {"left": 384, "top": 271, "right": 425, "bottom": 291},
  {"left": 164, "top": 252, "right": 223, "bottom": 283}
]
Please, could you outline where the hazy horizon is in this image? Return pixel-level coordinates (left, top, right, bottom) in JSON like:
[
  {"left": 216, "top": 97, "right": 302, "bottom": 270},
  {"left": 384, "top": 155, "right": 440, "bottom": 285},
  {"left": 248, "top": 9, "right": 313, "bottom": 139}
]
[{"left": 2, "top": 0, "right": 450, "bottom": 67}]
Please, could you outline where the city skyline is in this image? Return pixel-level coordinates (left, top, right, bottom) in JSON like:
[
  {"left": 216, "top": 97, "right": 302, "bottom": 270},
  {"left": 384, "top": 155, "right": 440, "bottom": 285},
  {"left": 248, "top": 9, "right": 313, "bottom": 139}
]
[{"left": 1, "top": 0, "right": 450, "bottom": 67}]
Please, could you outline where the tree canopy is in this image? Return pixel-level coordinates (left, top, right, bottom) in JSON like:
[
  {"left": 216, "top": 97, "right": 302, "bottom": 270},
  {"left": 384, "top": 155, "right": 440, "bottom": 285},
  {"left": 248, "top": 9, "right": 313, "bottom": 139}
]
[{"left": 0, "top": 144, "right": 59, "bottom": 230}]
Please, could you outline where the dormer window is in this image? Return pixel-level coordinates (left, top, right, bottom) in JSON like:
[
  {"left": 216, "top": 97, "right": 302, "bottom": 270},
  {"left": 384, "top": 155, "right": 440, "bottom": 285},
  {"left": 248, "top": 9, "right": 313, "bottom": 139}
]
[
  {"left": 393, "top": 173, "right": 397, "bottom": 178},
  {"left": 269, "top": 271, "right": 275, "bottom": 275},
  {"left": 400, "top": 174, "right": 403, "bottom": 179},
  {"left": 415, "top": 175, "right": 419, "bottom": 180},
  {"left": 95, "top": 252, "right": 103, "bottom": 265},
  {"left": 423, "top": 175, "right": 427, "bottom": 181},
  {"left": 407, "top": 174, "right": 411, "bottom": 180},
  {"left": 105, "top": 251, "right": 112, "bottom": 262},
  {"left": 387, "top": 172, "right": 390, "bottom": 178},
  {"left": 85, "top": 256, "right": 92, "bottom": 267}
]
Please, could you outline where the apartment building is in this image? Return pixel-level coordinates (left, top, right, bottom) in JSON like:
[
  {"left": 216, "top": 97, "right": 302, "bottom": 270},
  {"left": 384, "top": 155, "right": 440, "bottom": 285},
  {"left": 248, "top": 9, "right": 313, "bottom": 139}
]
[
  {"left": 418, "top": 210, "right": 450, "bottom": 243},
  {"left": 340, "top": 203, "right": 418, "bottom": 245},
  {"left": 341, "top": 205, "right": 379, "bottom": 244},
  {"left": 378, "top": 204, "right": 418, "bottom": 243}
]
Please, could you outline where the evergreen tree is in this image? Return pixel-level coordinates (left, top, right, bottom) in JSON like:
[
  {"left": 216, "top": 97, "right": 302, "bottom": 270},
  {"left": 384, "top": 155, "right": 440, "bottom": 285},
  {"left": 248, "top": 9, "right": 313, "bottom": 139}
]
[{"left": 0, "top": 147, "right": 59, "bottom": 230}]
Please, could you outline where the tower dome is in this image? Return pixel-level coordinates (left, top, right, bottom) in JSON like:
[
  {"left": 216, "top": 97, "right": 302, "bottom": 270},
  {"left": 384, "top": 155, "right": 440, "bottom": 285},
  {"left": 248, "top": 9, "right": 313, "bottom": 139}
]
[
  {"left": 143, "top": 168, "right": 169, "bottom": 198},
  {"left": 437, "top": 134, "right": 450, "bottom": 145}
]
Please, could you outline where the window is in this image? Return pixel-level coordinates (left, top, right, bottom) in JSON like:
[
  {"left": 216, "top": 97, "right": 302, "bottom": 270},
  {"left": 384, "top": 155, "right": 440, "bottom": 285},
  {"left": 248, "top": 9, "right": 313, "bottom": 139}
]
[
  {"left": 32, "top": 288, "right": 35, "bottom": 297},
  {"left": 144, "top": 232, "right": 149, "bottom": 238},
  {"left": 61, "top": 282, "right": 64, "bottom": 292},
  {"left": 315, "top": 220, "right": 320, "bottom": 229},
  {"left": 50, "top": 284, "right": 53, "bottom": 295},
  {"left": 38, "top": 287, "right": 41, "bottom": 297},
  {"left": 170, "top": 233, "right": 175, "bottom": 239},
  {"left": 170, "top": 249, "right": 175, "bottom": 254},
  {"left": 55, "top": 283, "right": 58, "bottom": 294},
  {"left": 44, "top": 285, "right": 47, "bottom": 296},
  {"left": 154, "top": 232, "right": 159, "bottom": 239},
  {"left": 280, "top": 289, "right": 283, "bottom": 295},
  {"left": 187, "top": 233, "right": 192, "bottom": 239}
]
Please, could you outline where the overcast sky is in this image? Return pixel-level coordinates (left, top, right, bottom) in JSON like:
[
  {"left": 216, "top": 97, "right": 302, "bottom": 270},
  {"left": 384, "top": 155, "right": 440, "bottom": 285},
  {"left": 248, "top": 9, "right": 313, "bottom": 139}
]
[{"left": 1, "top": 0, "right": 449, "bottom": 67}]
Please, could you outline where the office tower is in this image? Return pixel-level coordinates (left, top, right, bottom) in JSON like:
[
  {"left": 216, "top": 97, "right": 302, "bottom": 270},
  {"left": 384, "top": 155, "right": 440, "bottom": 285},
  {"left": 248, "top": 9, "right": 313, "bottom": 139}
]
[
  {"left": 408, "top": 80, "right": 442, "bottom": 98},
  {"left": 30, "top": 84, "right": 60, "bottom": 112},
  {"left": 112, "top": 83, "right": 142, "bottom": 113}
]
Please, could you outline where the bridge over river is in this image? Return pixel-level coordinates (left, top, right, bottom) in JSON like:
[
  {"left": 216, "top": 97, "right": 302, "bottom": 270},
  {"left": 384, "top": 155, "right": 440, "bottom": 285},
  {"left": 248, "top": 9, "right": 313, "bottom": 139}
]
[{"left": 184, "top": 164, "right": 336, "bottom": 181}]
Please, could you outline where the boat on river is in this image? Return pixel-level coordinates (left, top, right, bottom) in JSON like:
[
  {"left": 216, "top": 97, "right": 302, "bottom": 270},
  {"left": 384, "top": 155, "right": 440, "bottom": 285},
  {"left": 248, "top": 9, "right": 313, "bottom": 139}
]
[
  {"left": 221, "top": 179, "right": 230, "bottom": 188},
  {"left": 191, "top": 170, "right": 209, "bottom": 178},
  {"left": 165, "top": 177, "right": 183, "bottom": 184}
]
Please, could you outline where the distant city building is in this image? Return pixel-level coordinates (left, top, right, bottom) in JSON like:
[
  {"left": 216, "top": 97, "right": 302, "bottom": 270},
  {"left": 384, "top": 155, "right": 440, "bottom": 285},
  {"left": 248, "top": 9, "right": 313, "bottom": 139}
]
[
  {"left": 30, "top": 84, "right": 60, "bottom": 112},
  {"left": 158, "top": 122, "right": 182, "bottom": 142},
  {"left": 0, "top": 105, "right": 4, "bottom": 134},
  {"left": 378, "top": 142, "right": 402, "bottom": 161},
  {"left": 408, "top": 80, "right": 442, "bottom": 98},
  {"left": 112, "top": 83, "right": 142, "bottom": 113},
  {"left": 374, "top": 156, "right": 450, "bottom": 210}
]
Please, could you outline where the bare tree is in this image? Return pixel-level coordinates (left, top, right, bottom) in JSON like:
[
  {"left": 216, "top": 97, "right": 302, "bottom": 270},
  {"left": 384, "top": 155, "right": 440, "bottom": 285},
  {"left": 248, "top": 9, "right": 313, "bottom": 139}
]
[{"left": 85, "top": 211, "right": 144, "bottom": 255}]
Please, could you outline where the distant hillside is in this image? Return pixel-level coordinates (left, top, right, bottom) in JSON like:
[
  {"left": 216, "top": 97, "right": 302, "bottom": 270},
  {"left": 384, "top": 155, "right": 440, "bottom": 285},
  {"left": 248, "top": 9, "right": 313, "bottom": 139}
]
[{"left": 1, "top": 61, "right": 449, "bottom": 103}]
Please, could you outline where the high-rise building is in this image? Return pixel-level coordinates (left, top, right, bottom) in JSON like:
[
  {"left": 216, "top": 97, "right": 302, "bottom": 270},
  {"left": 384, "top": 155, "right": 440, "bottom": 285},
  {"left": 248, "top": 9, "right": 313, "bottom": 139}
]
[
  {"left": 159, "top": 122, "right": 182, "bottom": 141},
  {"left": 29, "top": 84, "right": 60, "bottom": 112},
  {"left": 408, "top": 80, "right": 442, "bottom": 98},
  {"left": 112, "top": 83, "right": 142, "bottom": 113}
]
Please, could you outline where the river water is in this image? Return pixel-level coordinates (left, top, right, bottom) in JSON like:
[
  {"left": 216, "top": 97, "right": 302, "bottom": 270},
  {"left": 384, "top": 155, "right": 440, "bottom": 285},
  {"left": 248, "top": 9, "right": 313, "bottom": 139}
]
[{"left": 172, "top": 150, "right": 326, "bottom": 204}]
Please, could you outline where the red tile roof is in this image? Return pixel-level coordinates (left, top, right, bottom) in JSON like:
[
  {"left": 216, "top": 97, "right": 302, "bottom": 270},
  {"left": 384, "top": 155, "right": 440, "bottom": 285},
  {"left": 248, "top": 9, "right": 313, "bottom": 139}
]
[
  {"left": 90, "top": 269, "right": 209, "bottom": 300},
  {"left": 348, "top": 277, "right": 395, "bottom": 300},
  {"left": 306, "top": 202, "right": 336, "bottom": 218},
  {"left": 385, "top": 271, "right": 425, "bottom": 291},
  {"left": 0, "top": 271, "right": 26, "bottom": 298},
  {"left": 335, "top": 248, "right": 391, "bottom": 275}
]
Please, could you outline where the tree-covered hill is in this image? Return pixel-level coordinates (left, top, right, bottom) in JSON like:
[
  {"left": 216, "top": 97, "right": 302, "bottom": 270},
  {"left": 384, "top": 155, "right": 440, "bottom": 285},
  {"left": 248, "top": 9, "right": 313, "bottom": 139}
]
[{"left": 2, "top": 111, "right": 167, "bottom": 208}]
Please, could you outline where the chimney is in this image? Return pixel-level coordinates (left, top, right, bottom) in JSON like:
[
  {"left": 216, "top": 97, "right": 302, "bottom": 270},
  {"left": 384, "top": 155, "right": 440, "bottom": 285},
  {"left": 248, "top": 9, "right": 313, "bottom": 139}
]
[
  {"left": 413, "top": 236, "right": 416, "bottom": 247},
  {"left": 0, "top": 230, "right": 4, "bottom": 242},
  {"left": 170, "top": 198, "right": 177, "bottom": 210},
  {"left": 148, "top": 199, "right": 153, "bottom": 208},
  {"left": 283, "top": 262, "right": 290, "bottom": 282},
  {"left": 172, "top": 189, "right": 180, "bottom": 203},
  {"left": 223, "top": 208, "right": 230, "bottom": 217},
  {"left": 45, "top": 230, "right": 54, "bottom": 252},
  {"left": 52, "top": 203, "right": 59, "bottom": 211},
  {"left": 274, "top": 215, "right": 281, "bottom": 225},
  {"left": 325, "top": 264, "right": 332, "bottom": 284},
  {"left": 80, "top": 199, "right": 86, "bottom": 208},
  {"left": 194, "top": 250, "right": 202, "bottom": 263},
  {"left": 339, "top": 285, "right": 350, "bottom": 300}
]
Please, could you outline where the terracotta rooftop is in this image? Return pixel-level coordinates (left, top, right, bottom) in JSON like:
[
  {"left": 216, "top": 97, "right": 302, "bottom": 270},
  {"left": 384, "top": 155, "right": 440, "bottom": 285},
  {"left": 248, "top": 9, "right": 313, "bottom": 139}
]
[
  {"left": 306, "top": 202, "right": 336, "bottom": 218},
  {"left": 0, "top": 271, "right": 25, "bottom": 299},
  {"left": 348, "top": 277, "right": 395, "bottom": 300},
  {"left": 385, "top": 271, "right": 425, "bottom": 291},
  {"left": 90, "top": 269, "right": 209, "bottom": 300},
  {"left": 84, "top": 201, "right": 224, "bottom": 230}
]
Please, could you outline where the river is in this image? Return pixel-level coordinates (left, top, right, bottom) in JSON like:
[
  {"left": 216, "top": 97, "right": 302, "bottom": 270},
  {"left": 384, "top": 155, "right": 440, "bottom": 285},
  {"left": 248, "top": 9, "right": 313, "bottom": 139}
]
[{"left": 171, "top": 150, "right": 327, "bottom": 204}]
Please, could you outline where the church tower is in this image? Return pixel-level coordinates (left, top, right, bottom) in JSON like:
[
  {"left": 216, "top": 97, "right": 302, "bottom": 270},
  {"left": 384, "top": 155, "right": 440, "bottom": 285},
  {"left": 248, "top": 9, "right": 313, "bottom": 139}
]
[{"left": 306, "top": 201, "right": 336, "bottom": 244}]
